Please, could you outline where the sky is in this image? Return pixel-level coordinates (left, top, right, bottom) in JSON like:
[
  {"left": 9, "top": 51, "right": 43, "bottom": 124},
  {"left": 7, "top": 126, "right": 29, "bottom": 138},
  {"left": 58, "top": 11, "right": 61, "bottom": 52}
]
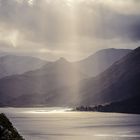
[{"left": 0, "top": 0, "right": 140, "bottom": 61}]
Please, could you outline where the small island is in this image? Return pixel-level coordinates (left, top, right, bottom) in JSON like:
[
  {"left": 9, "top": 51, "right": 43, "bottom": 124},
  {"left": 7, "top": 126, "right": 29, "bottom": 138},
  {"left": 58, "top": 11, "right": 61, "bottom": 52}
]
[{"left": 0, "top": 113, "right": 24, "bottom": 140}]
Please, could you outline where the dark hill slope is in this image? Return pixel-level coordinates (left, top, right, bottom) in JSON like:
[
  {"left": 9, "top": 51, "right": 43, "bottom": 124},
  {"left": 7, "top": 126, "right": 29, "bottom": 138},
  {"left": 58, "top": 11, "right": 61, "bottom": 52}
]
[{"left": 78, "top": 47, "right": 140, "bottom": 106}]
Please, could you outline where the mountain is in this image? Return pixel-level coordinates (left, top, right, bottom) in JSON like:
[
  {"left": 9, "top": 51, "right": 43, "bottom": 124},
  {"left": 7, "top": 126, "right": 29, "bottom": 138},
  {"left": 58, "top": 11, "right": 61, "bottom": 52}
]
[
  {"left": 38, "top": 47, "right": 140, "bottom": 107},
  {"left": 0, "top": 55, "right": 47, "bottom": 79},
  {"left": 0, "top": 47, "right": 139, "bottom": 107},
  {"left": 76, "top": 48, "right": 131, "bottom": 76},
  {"left": 77, "top": 47, "right": 140, "bottom": 106},
  {"left": 0, "top": 57, "right": 87, "bottom": 106}
]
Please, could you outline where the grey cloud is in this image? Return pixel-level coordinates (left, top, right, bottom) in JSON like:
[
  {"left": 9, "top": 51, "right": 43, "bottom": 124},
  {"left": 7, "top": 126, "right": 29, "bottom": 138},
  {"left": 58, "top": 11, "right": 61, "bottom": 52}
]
[
  {"left": 0, "top": 0, "right": 140, "bottom": 60},
  {"left": 76, "top": 1, "right": 140, "bottom": 42}
]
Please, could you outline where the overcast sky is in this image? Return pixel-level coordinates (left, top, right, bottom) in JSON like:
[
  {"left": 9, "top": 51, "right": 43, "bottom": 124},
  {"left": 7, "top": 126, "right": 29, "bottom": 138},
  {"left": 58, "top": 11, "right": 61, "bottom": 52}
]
[{"left": 0, "top": 0, "right": 140, "bottom": 61}]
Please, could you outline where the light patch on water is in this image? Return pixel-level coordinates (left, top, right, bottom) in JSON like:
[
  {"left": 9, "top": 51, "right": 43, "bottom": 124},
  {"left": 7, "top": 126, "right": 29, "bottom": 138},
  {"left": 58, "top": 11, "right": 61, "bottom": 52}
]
[
  {"left": 95, "top": 134, "right": 140, "bottom": 138},
  {"left": 22, "top": 108, "right": 73, "bottom": 114}
]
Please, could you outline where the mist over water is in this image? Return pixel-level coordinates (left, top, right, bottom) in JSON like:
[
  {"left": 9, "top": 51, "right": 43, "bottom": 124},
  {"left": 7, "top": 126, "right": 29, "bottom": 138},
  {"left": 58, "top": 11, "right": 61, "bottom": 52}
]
[{"left": 0, "top": 108, "right": 140, "bottom": 140}]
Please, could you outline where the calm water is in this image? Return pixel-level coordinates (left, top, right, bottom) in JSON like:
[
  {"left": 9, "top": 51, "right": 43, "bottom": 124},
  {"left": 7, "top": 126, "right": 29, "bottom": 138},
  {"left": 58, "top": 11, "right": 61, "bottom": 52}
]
[{"left": 0, "top": 107, "right": 140, "bottom": 140}]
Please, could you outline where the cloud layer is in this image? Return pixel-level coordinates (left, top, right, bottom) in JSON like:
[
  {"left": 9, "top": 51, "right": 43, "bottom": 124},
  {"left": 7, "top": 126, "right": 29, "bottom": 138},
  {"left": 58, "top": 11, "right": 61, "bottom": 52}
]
[{"left": 0, "top": 0, "right": 140, "bottom": 60}]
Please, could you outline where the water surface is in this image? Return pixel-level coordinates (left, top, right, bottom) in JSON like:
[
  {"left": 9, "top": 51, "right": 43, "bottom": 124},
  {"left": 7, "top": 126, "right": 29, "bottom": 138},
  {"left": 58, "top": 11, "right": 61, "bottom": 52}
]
[{"left": 0, "top": 107, "right": 140, "bottom": 140}]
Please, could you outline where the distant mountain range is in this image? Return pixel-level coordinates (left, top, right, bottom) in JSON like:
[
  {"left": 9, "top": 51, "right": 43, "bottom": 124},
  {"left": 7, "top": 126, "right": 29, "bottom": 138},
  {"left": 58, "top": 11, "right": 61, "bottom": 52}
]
[
  {"left": 0, "top": 48, "right": 131, "bottom": 79},
  {"left": 0, "top": 47, "right": 140, "bottom": 112},
  {"left": 0, "top": 55, "right": 47, "bottom": 78}
]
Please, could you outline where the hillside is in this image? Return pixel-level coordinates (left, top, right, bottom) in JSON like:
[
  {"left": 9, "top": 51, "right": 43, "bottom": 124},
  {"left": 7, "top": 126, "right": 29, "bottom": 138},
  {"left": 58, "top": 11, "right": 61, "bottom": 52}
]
[
  {"left": 76, "top": 48, "right": 131, "bottom": 76},
  {"left": 41, "top": 47, "right": 140, "bottom": 106},
  {"left": 0, "top": 58, "right": 86, "bottom": 106},
  {"left": 77, "top": 47, "right": 140, "bottom": 106}
]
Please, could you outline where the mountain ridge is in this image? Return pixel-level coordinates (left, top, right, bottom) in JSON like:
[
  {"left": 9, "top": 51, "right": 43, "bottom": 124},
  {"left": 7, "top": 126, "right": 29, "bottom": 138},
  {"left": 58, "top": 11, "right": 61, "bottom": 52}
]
[
  {"left": 76, "top": 48, "right": 132, "bottom": 76},
  {"left": 78, "top": 46, "right": 140, "bottom": 105},
  {"left": 0, "top": 55, "right": 47, "bottom": 79}
]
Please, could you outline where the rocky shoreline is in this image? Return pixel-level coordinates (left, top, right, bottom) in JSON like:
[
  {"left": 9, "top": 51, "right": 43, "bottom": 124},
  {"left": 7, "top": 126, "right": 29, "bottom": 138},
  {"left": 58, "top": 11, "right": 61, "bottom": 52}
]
[{"left": 0, "top": 113, "right": 24, "bottom": 140}]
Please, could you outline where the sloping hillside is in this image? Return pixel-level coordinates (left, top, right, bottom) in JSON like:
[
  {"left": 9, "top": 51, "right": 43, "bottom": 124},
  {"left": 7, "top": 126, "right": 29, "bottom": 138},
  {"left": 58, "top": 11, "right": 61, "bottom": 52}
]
[
  {"left": 76, "top": 48, "right": 131, "bottom": 76},
  {"left": 78, "top": 47, "right": 140, "bottom": 105}
]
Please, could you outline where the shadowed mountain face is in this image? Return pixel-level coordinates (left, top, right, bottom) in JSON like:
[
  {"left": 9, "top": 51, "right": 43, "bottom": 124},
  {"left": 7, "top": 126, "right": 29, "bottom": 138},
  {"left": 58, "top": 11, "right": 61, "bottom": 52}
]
[
  {"left": 76, "top": 48, "right": 131, "bottom": 77},
  {"left": 0, "top": 58, "right": 87, "bottom": 106},
  {"left": 77, "top": 47, "right": 140, "bottom": 106},
  {"left": 0, "top": 55, "right": 47, "bottom": 79}
]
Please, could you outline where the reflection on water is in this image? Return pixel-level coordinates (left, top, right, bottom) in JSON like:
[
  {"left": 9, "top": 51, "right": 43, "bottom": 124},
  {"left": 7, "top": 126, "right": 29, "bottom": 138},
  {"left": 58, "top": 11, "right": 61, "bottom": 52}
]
[{"left": 0, "top": 108, "right": 140, "bottom": 140}]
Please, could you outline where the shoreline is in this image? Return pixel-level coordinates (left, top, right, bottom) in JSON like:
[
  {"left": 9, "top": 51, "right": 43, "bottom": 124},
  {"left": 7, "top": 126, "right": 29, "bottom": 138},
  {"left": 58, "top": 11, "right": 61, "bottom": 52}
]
[{"left": 0, "top": 113, "right": 25, "bottom": 140}]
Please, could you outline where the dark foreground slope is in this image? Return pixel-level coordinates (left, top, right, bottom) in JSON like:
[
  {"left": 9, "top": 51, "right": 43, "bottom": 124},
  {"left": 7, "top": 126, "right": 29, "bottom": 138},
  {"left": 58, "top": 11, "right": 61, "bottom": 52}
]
[{"left": 0, "top": 113, "right": 24, "bottom": 140}]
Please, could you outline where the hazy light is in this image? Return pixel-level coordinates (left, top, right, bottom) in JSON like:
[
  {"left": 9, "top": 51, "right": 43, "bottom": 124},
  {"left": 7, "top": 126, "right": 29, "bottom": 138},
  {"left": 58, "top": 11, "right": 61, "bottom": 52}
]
[
  {"left": 95, "top": 134, "right": 140, "bottom": 138},
  {"left": 23, "top": 108, "right": 73, "bottom": 114},
  {"left": 15, "top": 0, "right": 24, "bottom": 4},
  {"left": 39, "top": 48, "right": 50, "bottom": 53},
  {"left": 16, "top": 0, "right": 34, "bottom": 6},
  {"left": 0, "top": 29, "right": 19, "bottom": 48},
  {"left": 9, "top": 30, "right": 19, "bottom": 48},
  {"left": 28, "top": 0, "right": 34, "bottom": 6}
]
